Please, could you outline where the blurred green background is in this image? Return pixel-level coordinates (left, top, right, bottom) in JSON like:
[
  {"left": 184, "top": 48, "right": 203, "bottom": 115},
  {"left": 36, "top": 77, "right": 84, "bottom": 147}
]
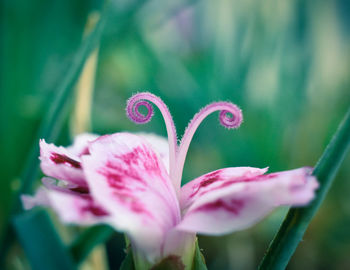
[{"left": 1, "top": 0, "right": 350, "bottom": 269}]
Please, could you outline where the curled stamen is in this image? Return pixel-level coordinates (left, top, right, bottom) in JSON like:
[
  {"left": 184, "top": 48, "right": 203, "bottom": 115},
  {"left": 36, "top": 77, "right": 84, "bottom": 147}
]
[
  {"left": 219, "top": 110, "right": 242, "bottom": 129},
  {"left": 126, "top": 92, "right": 178, "bottom": 184},
  {"left": 127, "top": 100, "right": 154, "bottom": 124},
  {"left": 174, "top": 102, "right": 243, "bottom": 188}
]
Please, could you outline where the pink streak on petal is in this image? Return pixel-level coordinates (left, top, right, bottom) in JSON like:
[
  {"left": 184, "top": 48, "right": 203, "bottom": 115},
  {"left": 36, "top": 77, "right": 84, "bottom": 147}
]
[
  {"left": 195, "top": 199, "right": 245, "bottom": 215},
  {"left": 80, "top": 196, "right": 109, "bottom": 217},
  {"left": 180, "top": 167, "right": 267, "bottom": 210},
  {"left": 189, "top": 170, "right": 222, "bottom": 198},
  {"left": 138, "top": 133, "right": 170, "bottom": 173},
  {"left": 50, "top": 153, "right": 81, "bottom": 169},
  {"left": 48, "top": 190, "right": 109, "bottom": 225},
  {"left": 39, "top": 139, "right": 87, "bottom": 187}
]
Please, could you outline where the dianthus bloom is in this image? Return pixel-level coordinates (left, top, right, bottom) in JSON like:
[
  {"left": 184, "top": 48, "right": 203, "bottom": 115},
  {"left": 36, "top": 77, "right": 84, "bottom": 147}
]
[{"left": 22, "top": 92, "right": 318, "bottom": 269}]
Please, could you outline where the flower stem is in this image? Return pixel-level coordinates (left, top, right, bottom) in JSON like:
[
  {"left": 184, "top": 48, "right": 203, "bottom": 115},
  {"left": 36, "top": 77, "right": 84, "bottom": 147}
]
[{"left": 258, "top": 107, "right": 350, "bottom": 270}]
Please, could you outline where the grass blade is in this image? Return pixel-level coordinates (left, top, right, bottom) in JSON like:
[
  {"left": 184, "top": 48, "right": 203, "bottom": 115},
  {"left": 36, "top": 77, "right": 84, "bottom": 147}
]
[
  {"left": 0, "top": 7, "right": 108, "bottom": 266},
  {"left": 19, "top": 7, "right": 108, "bottom": 198},
  {"left": 13, "top": 209, "right": 76, "bottom": 270},
  {"left": 193, "top": 240, "right": 208, "bottom": 270},
  {"left": 258, "top": 107, "right": 350, "bottom": 270},
  {"left": 120, "top": 249, "right": 135, "bottom": 270},
  {"left": 70, "top": 225, "right": 115, "bottom": 264}
]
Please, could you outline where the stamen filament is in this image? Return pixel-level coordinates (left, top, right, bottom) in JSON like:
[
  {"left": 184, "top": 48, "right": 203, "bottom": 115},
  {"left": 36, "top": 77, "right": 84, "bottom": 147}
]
[{"left": 174, "top": 102, "right": 243, "bottom": 188}]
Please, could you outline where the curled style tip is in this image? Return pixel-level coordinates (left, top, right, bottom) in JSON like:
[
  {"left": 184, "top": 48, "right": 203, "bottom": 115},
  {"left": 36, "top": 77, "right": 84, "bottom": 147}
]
[
  {"left": 126, "top": 97, "right": 154, "bottom": 124},
  {"left": 219, "top": 107, "right": 242, "bottom": 129}
]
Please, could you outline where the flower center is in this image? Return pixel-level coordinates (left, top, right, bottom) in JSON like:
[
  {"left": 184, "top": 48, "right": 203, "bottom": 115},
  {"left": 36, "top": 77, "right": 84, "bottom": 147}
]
[{"left": 126, "top": 92, "right": 243, "bottom": 194}]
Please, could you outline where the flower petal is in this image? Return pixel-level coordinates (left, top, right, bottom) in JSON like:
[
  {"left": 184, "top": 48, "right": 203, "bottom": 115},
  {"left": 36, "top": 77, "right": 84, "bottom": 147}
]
[
  {"left": 47, "top": 191, "right": 109, "bottom": 225},
  {"left": 179, "top": 167, "right": 268, "bottom": 211},
  {"left": 21, "top": 187, "right": 50, "bottom": 210},
  {"left": 21, "top": 187, "right": 109, "bottom": 225},
  {"left": 138, "top": 133, "right": 170, "bottom": 173},
  {"left": 82, "top": 132, "right": 180, "bottom": 261},
  {"left": 177, "top": 167, "right": 318, "bottom": 235},
  {"left": 39, "top": 140, "right": 86, "bottom": 187},
  {"left": 42, "top": 177, "right": 89, "bottom": 194}
]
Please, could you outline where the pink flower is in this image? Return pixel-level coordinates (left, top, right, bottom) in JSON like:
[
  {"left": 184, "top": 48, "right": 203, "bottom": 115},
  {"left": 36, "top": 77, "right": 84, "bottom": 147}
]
[{"left": 22, "top": 92, "right": 318, "bottom": 269}]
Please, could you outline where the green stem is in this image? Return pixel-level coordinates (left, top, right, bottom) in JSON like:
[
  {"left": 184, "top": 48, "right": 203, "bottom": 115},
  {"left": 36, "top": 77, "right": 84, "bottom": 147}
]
[{"left": 258, "top": 107, "right": 350, "bottom": 270}]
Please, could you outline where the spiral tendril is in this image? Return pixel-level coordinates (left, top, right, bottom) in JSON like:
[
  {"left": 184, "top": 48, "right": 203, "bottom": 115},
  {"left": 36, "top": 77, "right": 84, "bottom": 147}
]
[
  {"left": 127, "top": 98, "right": 154, "bottom": 124},
  {"left": 219, "top": 107, "right": 242, "bottom": 129}
]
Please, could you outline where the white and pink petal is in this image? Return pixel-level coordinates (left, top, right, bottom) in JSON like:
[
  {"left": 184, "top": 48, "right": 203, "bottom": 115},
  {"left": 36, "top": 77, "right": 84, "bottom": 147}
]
[
  {"left": 82, "top": 132, "right": 180, "bottom": 261},
  {"left": 47, "top": 191, "right": 109, "bottom": 225},
  {"left": 177, "top": 167, "right": 318, "bottom": 235},
  {"left": 41, "top": 177, "right": 89, "bottom": 194},
  {"left": 21, "top": 187, "right": 50, "bottom": 210},
  {"left": 39, "top": 140, "right": 87, "bottom": 187},
  {"left": 138, "top": 133, "right": 170, "bottom": 173},
  {"left": 180, "top": 167, "right": 268, "bottom": 211},
  {"left": 21, "top": 187, "right": 109, "bottom": 225}
]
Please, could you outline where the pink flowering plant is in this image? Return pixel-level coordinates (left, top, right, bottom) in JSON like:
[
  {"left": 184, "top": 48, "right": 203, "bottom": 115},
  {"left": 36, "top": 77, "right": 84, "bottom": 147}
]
[{"left": 22, "top": 92, "right": 318, "bottom": 269}]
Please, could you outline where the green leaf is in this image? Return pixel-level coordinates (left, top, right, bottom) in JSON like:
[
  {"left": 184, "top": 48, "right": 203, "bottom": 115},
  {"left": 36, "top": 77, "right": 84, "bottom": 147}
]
[
  {"left": 0, "top": 7, "right": 108, "bottom": 265},
  {"left": 192, "top": 241, "right": 207, "bottom": 270},
  {"left": 13, "top": 209, "right": 76, "bottom": 270},
  {"left": 1, "top": 1, "right": 150, "bottom": 265},
  {"left": 70, "top": 225, "right": 115, "bottom": 264},
  {"left": 18, "top": 5, "right": 108, "bottom": 200},
  {"left": 120, "top": 249, "right": 135, "bottom": 270},
  {"left": 258, "top": 108, "right": 350, "bottom": 270}
]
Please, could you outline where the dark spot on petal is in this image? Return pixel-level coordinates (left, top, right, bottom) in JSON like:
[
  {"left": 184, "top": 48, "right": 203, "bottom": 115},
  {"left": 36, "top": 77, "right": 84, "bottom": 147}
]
[
  {"left": 200, "top": 171, "right": 221, "bottom": 187},
  {"left": 70, "top": 186, "right": 89, "bottom": 194},
  {"left": 81, "top": 197, "right": 108, "bottom": 217},
  {"left": 192, "top": 172, "right": 279, "bottom": 198},
  {"left": 50, "top": 153, "right": 81, "bottom": 169},
  {"left": 88, "top": 205, "right": 109, "bottom": 216},
  {"left": 195, "top": 199, "right": 244, "bottom": 215},
  {"left": 190, "top": 170, "right": 222, "bottom": 198},
  {"left": 79, "top": 147, "right": 90, "bottom": 156}
]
